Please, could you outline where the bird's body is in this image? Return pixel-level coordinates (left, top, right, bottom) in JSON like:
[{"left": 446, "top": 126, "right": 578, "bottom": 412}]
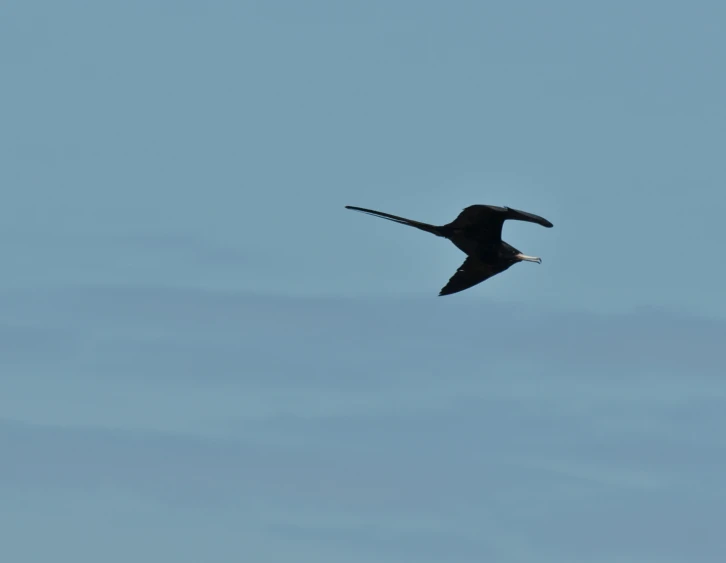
[{"left": 345, "top": 204, "right": 553, "bottom": 296}]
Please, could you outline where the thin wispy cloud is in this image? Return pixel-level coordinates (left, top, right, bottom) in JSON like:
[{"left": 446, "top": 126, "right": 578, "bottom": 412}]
[{"left": 2, "top": 287, "right": 725, "bottom": 561}]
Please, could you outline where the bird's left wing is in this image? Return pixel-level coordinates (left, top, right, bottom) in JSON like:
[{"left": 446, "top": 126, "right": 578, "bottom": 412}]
[
  {"left": 444, "top": 205, "right": 552, "bottom": 245},
  {"left": 438, "top": 256, "right": 511, "bottom": 296},
  {"left": 503, "top": 206, "right": 554, "bottom": 228}
]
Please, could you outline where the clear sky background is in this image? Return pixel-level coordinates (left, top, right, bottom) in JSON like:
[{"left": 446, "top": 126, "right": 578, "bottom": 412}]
[{"left": 2, "top": 1, "right": 725, "bottom": 562}]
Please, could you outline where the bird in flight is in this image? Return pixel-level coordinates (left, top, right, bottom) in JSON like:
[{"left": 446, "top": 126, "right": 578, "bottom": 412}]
[{"left": 345, "top": 204, "right": 554, "bottom": 296}]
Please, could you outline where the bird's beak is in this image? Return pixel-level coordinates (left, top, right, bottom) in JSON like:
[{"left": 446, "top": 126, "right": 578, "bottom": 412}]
[{"left": 515, "top": 253, "right": 542, "bottom": 264}]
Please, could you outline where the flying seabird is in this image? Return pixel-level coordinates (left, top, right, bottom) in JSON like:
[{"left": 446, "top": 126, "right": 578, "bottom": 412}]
[{"left": 345, "top": 204, "right": 554, "bottom": 296}]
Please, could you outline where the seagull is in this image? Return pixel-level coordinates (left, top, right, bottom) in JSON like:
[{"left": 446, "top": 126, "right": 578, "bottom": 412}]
[{"left": 345, "top": 204, "right": 554, "bottom": 296}]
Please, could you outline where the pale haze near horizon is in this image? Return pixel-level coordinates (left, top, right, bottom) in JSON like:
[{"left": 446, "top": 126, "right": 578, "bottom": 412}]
[{"left": 2, "top": 1, "right": 726, "bottom": 562}]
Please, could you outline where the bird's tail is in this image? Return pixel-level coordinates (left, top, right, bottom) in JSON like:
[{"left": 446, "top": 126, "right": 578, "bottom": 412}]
[{"left": 345, "top": 206, "right": 444, "bottom": 237}]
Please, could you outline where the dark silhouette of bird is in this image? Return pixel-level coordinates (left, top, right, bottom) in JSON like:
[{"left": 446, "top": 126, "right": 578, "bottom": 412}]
[{"left": 345, "top": 204, "right": 554, "bottom": 296}]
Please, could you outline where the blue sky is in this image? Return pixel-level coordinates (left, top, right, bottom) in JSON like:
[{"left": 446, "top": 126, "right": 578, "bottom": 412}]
[{"left": 2, "top": 1, "right": 726, "bottom": 562}]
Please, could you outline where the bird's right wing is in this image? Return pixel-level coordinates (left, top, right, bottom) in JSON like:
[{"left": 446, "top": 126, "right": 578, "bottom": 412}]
[{"left": 438, "top": 256, "right": 510, "bottom": 296}]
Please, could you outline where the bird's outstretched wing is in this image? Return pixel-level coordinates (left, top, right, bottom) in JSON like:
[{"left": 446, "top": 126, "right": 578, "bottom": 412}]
[
  {"left": 500, "top": 206, "right": 553, "bottom": 228},
  {"left": 445, "top": 205, "right": 553, "bottom": 242},
  {"left": 438, "top": 256, "right": 512, "bottom": 296}
]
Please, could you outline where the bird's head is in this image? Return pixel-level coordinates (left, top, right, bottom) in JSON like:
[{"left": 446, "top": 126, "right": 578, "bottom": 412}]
[{"left": 514, "top": 252, "right": 542, "bottom": 264}]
